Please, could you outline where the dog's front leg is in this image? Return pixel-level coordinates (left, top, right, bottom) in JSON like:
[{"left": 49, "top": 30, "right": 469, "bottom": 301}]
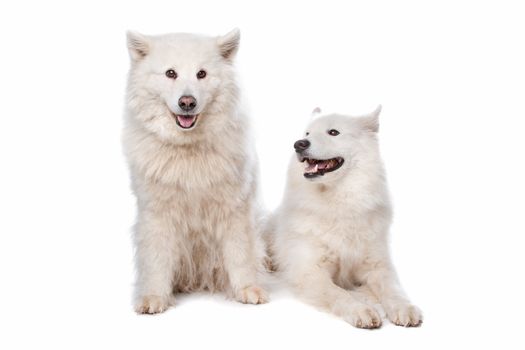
[
  {"left": 219, "top": 210, "right": 269, "bottom": 305},
  {"left": 289, "top": 262, "right": 382, "bottom": 329},
  {"left": 360, "top": 257, "right": 423, "bottom": 327},
  {"left": 133, "top": 208, "right": 179, "bottom": 314}
]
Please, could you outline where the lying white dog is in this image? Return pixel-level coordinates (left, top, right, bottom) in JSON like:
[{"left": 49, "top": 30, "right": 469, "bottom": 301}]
[{"left": 268, "top": 107, "right": 422, "bottom": 328}]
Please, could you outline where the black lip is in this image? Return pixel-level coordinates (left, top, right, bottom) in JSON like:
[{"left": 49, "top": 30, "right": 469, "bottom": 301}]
[
  {"left": 301, "top": 157, "right": 345, "bottom": 178},
  {"left": 173, "top": 113, "right": 199, "bottom": 129}
]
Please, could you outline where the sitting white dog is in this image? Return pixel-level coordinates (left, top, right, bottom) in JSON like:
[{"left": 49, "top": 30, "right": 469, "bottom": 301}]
[{"left": 268, "top": 106, "right": 422, "bottom": 328}]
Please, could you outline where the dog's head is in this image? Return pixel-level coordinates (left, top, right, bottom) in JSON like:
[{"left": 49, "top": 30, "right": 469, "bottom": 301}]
[
  {"left": 125, "top": 29, "right": 240, "bottom": 142},
  {"left": 293, "top": 106, "right": 382, "bottom": 182}
]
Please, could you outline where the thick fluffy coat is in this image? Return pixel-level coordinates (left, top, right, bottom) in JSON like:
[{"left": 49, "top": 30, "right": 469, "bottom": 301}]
[
  {"left": 269, "top": 107, "right": 422, "bottom": 328},
  {"left": 123, "top": 29, "right": 268, "bottom": 314}
]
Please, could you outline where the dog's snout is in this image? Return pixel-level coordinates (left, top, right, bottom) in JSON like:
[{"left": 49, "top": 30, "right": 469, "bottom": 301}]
[
  {"left": 178, "top": 95, "right": 197, "bottom": 111},
  {"left": 294, "top": 139, "right": 311, "bottom": 152}
]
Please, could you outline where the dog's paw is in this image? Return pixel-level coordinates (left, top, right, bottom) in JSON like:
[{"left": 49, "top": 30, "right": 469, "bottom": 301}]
[
  {"left": 134, "top": 295, "right": 172, "bottom": 315},
  {"left": 235, "top": 285, "right": 269, "bottom": 304},
  {"left": 387, "top": 303, "right": 422, "bottom": 327},
  {"left": 343, "top": 303, "right": 382, "bottom": 329}
]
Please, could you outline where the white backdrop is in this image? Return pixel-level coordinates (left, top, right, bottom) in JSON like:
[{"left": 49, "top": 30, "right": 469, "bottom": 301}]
[{"left": 1, "top": 0, "right": 524, "bottom": 348}]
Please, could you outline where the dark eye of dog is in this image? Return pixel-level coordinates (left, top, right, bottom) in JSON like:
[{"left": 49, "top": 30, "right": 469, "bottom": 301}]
[
  {"left": 328, "top": 129, "right": 340, "bottom": 136},
  {"left": 306, "top": 132, "right": 309, "bottom": 136},
  {"left": 165, "top": 69, "right": 177, "bottom": 79},
  {"left": 197, "top": 70, "right": 207, "bottom": 79}
]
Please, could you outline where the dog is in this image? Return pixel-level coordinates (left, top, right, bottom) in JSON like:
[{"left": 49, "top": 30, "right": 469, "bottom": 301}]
[
  {"left": 123, "top": 29, "right": 268, "bottom": 314},
  {"left": 267, "top": 106, "right": 422, "bottom": 328}
]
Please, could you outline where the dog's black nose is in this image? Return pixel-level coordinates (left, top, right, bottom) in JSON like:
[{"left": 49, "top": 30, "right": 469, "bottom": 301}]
[
  {"left": 178, "top": 95, "right": 197, "bottom": 111},
  {"left": 294, "top": 139, "right": 311, "bottom": 152}
]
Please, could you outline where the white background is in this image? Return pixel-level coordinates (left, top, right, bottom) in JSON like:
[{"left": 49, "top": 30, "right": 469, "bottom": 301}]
[{"left": 1, "top": 0, "right": 524, "bottom": 348}]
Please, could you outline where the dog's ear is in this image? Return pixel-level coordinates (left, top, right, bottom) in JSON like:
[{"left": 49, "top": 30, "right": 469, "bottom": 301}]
[
  {"left": 360, "top": 105, "right": 382, "bottom": 133},
  {"left": 312, "top": 107, "right": 322, "bottom": 116},
  {"left": 127, "top": 31, "right": 150, "bottom": 61},
  {"left": 217, "top": 28, "right": 240, "bottom": 60},
  {"left": 309, "top": 107, "right": 322, "bottom": 121}
]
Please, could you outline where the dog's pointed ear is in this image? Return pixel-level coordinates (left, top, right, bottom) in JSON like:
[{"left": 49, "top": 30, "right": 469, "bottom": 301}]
[
  {"left": 360, "top": 104, "right": 382, "bottom": 132},
  {"left": 127, "top": 31, "right": 150, "bottom": 61},
  {"left": 217, "top": 28, "right": 240, "bottom": 60},
  {"left": 309, "top": 107, "right": 322, "bottom": 121}
]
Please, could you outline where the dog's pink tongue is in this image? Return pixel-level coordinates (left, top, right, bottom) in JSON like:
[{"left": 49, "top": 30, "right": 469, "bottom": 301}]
[
  {"left": 317, "top": 160, "right": 330, "bottom": 170},
  {"left": 305, "top": 163, "right": 318, "bottom": 173},
  {"left": 177, "top": 115, "right": 195, "bottom": 128}
]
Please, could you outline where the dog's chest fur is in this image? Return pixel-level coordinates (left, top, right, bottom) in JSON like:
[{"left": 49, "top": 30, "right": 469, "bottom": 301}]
[
  {"left": 316, "top": 198, "right": 372, "bottom": 263},
  {"left": 126, "top": 124, "right": 255, "bottom": 231},
  {"left": 292, "top": 182, "right": 389, "bottom": 283}
]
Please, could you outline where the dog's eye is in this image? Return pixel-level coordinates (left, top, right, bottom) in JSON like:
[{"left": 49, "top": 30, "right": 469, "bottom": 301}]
[
  {"left": 165, "top": 69, "right": 177, "bottom": 79},
  {"left": 305, "top": 132, "right": 309, "bottom": 136},
  {"left": 197, "top": 70, "right": 207, "bottom": 79},
  {"left": 328, "top": 129, "right": 340, "bottom": 136}
]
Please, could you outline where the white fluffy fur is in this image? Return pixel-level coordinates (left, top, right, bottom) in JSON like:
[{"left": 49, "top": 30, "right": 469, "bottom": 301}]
[
  {"left": 268, "top": 107, "right": 422, "bottom": 328},
  {"left": 123, "top": 29, "right": 268, "bottom": 314}
]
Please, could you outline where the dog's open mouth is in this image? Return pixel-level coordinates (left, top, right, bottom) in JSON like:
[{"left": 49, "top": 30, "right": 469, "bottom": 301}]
[
  {"left": 174, "top": 114, "right": 199, "bottom": 129},
  {"left": 300, "top": 157, "right": 344, "bottom": 178}
]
